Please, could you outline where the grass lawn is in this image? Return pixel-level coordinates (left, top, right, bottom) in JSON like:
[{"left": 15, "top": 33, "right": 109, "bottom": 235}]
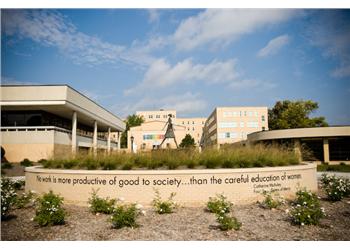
[{"left": 317, "top": 163, "right": 350, "bottom": 172}]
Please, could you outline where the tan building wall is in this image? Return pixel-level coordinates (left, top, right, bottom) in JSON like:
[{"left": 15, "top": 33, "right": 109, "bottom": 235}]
[
  {"left": 203, "top": 107, "right": 268, "bottom": 148},
  {"left": 128, "top": 121, "right": 187, "bottom": 151},
  {"left": 25, "top": 163, "right": 318, "bottom": 206},
  {"left": 133, "top": 110, "right": 206, "bottom": 149}
]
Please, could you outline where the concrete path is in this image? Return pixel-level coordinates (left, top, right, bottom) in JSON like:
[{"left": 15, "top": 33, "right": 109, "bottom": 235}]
[{"left": 317, "top": 172, "right": 350, "bottom": 179}]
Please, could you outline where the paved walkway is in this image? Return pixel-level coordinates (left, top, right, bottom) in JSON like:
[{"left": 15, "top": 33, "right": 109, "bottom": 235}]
[{"left": 317, "top": 172, "right": 350, "bottom": 179}]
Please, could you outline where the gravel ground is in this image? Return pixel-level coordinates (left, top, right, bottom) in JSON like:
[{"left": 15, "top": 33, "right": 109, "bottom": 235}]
[{"left": 2, "top": 185, "right": 350, "bottom": 241}]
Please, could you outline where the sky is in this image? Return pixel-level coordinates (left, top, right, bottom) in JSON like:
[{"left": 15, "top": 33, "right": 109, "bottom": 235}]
[{"left": 1, "top": 9, "right": 350, "bottom": 125}]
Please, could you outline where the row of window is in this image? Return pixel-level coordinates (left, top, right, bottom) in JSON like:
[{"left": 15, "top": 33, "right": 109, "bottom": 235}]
[
  {"left": 223, "top": 111, "right": 259, "bottom": 117},
  {"left": 147, "top": 114, "right": 175, "bottom": 119},
  {"left": 143, "top": 134, "right": 165, "bottom": 140},
  {"left": 218, "top": 132, "right": 247, "bottom": 139},
  {"left": 218, "top": 121, "right": 260, "bottom": 128},
  {"left": 181, "top": 120, "right": 205, "bottom": 125}
]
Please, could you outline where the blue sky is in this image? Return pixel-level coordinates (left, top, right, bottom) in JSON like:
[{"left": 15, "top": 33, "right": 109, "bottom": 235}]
[{"left": 1, "top": 9, "right": 350, "bottom": 124}]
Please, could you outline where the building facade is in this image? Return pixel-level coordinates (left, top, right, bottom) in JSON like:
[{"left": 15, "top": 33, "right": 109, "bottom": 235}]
[
  {"left": 1, "top": 85, "right": 125, "bottom": 162},
  {"left": 128, "top": 110, "right": 206, "bottom": 151},
  {"left": 202, "top": 106, "right": 268, "bottom": 148}
]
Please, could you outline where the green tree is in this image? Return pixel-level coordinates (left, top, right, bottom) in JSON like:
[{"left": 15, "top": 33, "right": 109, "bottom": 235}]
[
  {"left": 268, "top": 100, "right": 328, "bottom": 130},
  {"left": 179, "top": 134, "right": 196, "bottom": 148},
  {"left": 120, "top": 114, "right": 144, "bottom": 148}
]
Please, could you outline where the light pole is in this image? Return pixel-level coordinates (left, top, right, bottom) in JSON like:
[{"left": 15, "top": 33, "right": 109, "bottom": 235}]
[{"left": 130, "top": 135, "right": 134, "bottom": 153}]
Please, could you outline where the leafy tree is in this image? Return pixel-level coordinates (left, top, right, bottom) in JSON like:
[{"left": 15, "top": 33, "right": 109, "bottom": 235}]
[
  {"left": 120, "top": 114, "right": 144, "bottom": 148},
  {"left": 268, "top": 100, "right": 328, "bottom": 130},
  {"left": 179, "top": 134, "right": 196, "bottom": 148}
]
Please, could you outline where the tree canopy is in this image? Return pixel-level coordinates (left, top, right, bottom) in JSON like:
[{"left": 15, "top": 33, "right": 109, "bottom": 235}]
[
  {"left": 179, "top": 134, "right": 196, "bottom": 148},
  {"left": 120, "top": 114, "right": 144, "bottom": 148},
  {"left": 268, "top": 100, "right": 328, "bottom": 130}
]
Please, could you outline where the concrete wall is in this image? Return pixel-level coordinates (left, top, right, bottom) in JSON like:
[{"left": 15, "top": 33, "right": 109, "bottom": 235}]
[{"left": 25, "top": 163, "right": 317, "bottom": 206}]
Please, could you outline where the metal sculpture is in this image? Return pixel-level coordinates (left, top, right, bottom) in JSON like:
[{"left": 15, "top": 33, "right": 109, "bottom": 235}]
[{"left": 159, "top": 114, "right": 178, "bottom": 148}]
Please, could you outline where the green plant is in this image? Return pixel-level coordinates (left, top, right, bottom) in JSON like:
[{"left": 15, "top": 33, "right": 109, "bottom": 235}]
[
  {"left": 12, "top": 179, "right": 25, "bottom": 190},
  {"left": 289, "top": 189, "right": 325, "bottom": 226},
  {"left": 1, "top": 177, "right": 17, "bottom": 218},
  {"left": 320, "top": 174, "right": 350, "bottom": 201},
  {"left": 88, "top": 189, "right": 116, "bottom": 214},
  {"left": 15, "top": 191, "right": 36, "bottom": 209},
  {"left": 110, "top": 203, "right": 144, "bottom": 229},
  {"left": 206, "top": 194, "right": 232, "bottom": 214},
  {"left": 216, "top": 212, "right": 241, "bottom": 231},
  {"left": 152, "top": 189, "right": 177, "bottom": 214},
  {"left": 1, "top": 162, "right": 13, "bottom": 169},
  {"left": 38, "top": 159, "right": 47, "bottom": 164},
  {"left": 20, "top": 158, "right": 33, "bottom": 167},
  {"left": 33, "top": 190, "right": 66, "bottom": 226},
  {"left": 260, "top": 190, "right": 283, "bottom": 209}
]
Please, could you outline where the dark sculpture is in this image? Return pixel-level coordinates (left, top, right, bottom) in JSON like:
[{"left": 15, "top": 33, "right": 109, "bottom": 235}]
[{"left": 159, "top": 114, "right": 178, "bottom": 148}]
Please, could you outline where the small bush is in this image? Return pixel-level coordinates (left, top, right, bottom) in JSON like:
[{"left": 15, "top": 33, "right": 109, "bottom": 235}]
[
  {"left": 33, "top": 191, "right": 66, "bottom": 226},
  {"left": 289, "top": 189, "right": 325, "bottom": 226},
  {"left": 15, "top": 191, "right": 36, "bottom": 209},
  {"left": 1, "top": 178, "right": 17, "bottom": 218},
  {"left": 321, "top": 174, "right": 350, "bottom": 201},
  {"left": 110, "top": 203, "right": 144, "bottom": 229},
  {"left": 38, "top": 159, "right": 47, "bottom": 165},
  {"left": 2, "top": 162, "right": 13, "bottom": 169},
  {"left": 88, "top": 189, "right": 116, "bottom": 214},
  {"left": 216, "top": 212, "right": 241, "bottom": 231},
  {"left": 20, "top": 158, "right": 33, "bottom": 167},
  {"left": 152, "top": 189, "right": 177, "bottom": 214},
  {"left": 206, "top": 194, "right": 232, "bottom": 214},
  {"left": 260, "top": 190, "right": 283, "bottom": 209},
  {"left": 13, "top": 179, "right": 25, "bottom": 190}
]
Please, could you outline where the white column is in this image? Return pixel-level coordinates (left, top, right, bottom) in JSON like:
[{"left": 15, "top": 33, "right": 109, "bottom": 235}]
[
  {"left": 72, "top": 112, "right": 77, "bottom": 155},
  {"left": 323, "top": 138, "right": 330, "bottom": 163},
  {"left": 117, "top": 131, "right": 121, "bottom": 150},
  {"left": 93, "top": 120, "right": 97, "bottom": 156},
  {"left": 107, "top": 127, "right": 111, "bottom": 154}
]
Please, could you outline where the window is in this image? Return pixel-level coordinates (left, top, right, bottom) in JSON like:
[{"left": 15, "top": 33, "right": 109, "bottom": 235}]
[
  {"left": 240, "top": 122, "right": 244, "bottom": 128},
  {"left": 254, "top": 111, "right": 258, "bottom": 117},
  {"left": 240, "top": 111, "right": 242, "bottom": 117},
  {"left": 188, "top": 128, "right": 190, "bottom": 131},
  {"left": 262, "top": 115, "right": 265, "bottom": 122},
  {"left": 163, "top": 115, "right": 167, "bottom": 118},
  {"left": 192, "top": 121, "right": 195, "bottom": 124},
  {"left": 232, "top": 111, "right": 238, "bottom": 117},
  {"left": 244, "top": 111, "right": 247, "bottom": 116},
  {"left": 187, "top": 121, "right": 190, "bottom": 124},
  {"left": 182, "top": 121, "right": 184, "bottom": 125},
  {"left": 149, "top": 115, "right": 153, "bottom": 119},
  {"left": 247, "top": 122, "right": 259, "bottom": 128},
  {"left": 219, "top": 132, "right": 237, "bottom": 139},
  {"left": 156, "top": 115, "right": 160, "bottom": 118},
  {"left": 192, "top": 127, "right": 195, "bottom": 131},
  {"left": 141, "top": 143, "right": 146, "bottom": 150},
  {"left": 218, "top": 122, "right": 237, "bottom": 128},
  {"left": 223, "top": 112, "right": 232, "bottom": 117}
]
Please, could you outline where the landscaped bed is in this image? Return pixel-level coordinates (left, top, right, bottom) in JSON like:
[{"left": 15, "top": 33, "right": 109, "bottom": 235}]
[
  {"left": 2, "top": 181, "right": 350, "bottom": 241},
  {"left": 41, "top": 145, "right": 300, "bottom": 170}
]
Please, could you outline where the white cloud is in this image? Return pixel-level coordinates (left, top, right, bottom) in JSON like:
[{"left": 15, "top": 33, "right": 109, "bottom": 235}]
[
  {"left": 125, "top": 58, "right": 239, "bottom": 95},
  {"left": 2, "top": 10, "right": 154, "bottom": 66},
  {"left": 257, "top": 34, "right": 290, "bottom": 58},
  {"left": 113, "top": 92, "right": 207, "bottom": 118},
  {"left": 148, "top": 9, "right": 160, "bottom": 23},
  {"left": 332, "top": 65, "right": 350, "bottom": 78},
  {"left": 173, "top": 9, "right": 296, "bottom": 51}
]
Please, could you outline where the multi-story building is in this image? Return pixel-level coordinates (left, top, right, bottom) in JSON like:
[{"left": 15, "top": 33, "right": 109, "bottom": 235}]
[
  {"left": 202, "top": 107, "right": 268, "bottom": 148},
  {"left": 128, "top": 110, "right": 206, "bottom": 151},
  {"left": 0, "top": 85, "right": 125, "bottom": 162}
]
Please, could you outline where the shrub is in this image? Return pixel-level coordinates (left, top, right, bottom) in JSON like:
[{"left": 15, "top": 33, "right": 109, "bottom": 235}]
[
  {"left": 289, "top": 189, "right": 325, "bottom": 226},
  {"left": 152, "top": 189, "right": 177, "bottom": 214},
  {"left": 38, "top": 159, "right": 47, "bottom": 165},
  {"left": 2, "top": 162, "right": 13, "bottom": 169},
  {"left": 110, "top": 203, "right": 145, "bottom": 229},
  {"left": 33, "top": 191, "right": 66, "bottom": 226},
  {"left": 12, "top": 179, "right": 25, "bottom": 190},
  {"left": 260, "top": 190, "right": 284, "bottom": 209},
  {"left": 88, "top": 189, "right": 116, "bottom": 214},
  {"left": 206, "top": 194, "right": 232, "bottom": 214},
  {"left": 20, "top": 158, "right": 33, "bottom": 167},
  {"left": 15, "top": 191, "right": 36, "bottom": 209},
  {"left": 320, "top": 174, "right": 350, "bottom": 201},
  {"left": 1, "top": 177, "right": 17, "bottom": 218},
  {"left": 216, "top": 212, "right": 241, "bottom": 231}
]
